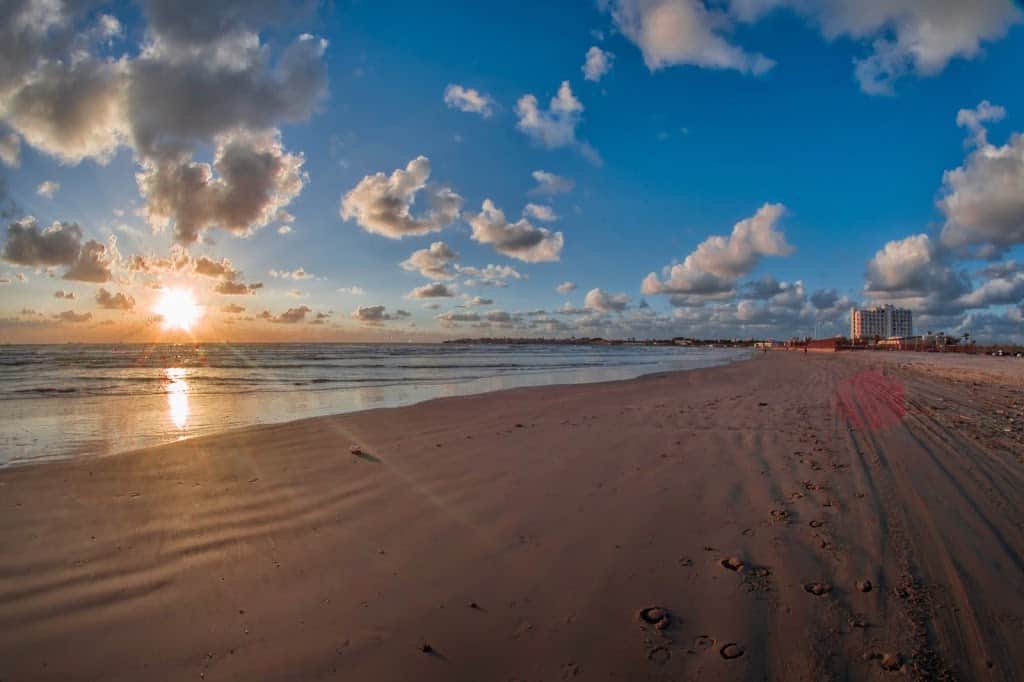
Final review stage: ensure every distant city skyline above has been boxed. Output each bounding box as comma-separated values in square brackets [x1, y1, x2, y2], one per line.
[2, 0, 1024, 343]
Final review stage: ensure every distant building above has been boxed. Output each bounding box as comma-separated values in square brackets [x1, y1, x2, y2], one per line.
[850, 305, 912, 340]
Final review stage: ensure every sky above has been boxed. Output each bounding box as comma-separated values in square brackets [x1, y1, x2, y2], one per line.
[2, 0, 1024, 343]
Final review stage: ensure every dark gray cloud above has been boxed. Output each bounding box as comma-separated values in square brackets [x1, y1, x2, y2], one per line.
[53, 309, 92, 323]
[95, 287, 135, 310]
[63, 239, 113, 282]
[137, 129, 305, 244]
[127, 34, 327, 160]
[261, 305, 311, 323]
[214, 279, 262, 295]
[810, 288, 839, 309]
[352, 304, 406, 324]
[2, 218, 83, 266]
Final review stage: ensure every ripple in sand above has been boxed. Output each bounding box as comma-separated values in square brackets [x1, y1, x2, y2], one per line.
[720, 643, 745, 659]
[804, 582, 832, 596]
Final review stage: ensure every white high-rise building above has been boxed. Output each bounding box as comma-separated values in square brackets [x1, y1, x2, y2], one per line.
[850, 305, 913, 340]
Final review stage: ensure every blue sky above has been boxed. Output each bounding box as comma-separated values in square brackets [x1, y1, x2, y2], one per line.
[2, 0, 1024, 341]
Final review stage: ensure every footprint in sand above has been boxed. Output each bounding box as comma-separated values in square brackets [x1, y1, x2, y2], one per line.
[809, 520, 824, 528]
[678, 557, 694, 567]
[721, 557, 744, 572]
[804, 582, 832, 596]
[720, 643, 745, 659]
[693, 634, 715, 651]
[770, 509, 790, 523]
[856, 580, 873, 593]
[638, 606, 672, 630]
[864, 652, 902, 672]
[648, 646, 671, 665]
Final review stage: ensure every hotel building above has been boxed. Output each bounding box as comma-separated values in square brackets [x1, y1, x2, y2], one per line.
[850, 305, 913, 340]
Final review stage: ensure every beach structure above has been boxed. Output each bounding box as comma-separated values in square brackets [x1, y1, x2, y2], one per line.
[850, 305, 912, 341]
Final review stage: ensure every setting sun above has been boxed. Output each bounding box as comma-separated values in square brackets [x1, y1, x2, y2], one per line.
[153, 288, 202, 332]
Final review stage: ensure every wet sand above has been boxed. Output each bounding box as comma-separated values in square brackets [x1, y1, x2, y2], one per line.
[1, 351, 1022, 681]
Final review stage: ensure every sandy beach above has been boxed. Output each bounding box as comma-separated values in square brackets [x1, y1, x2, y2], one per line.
[1, 351, 1022, 681]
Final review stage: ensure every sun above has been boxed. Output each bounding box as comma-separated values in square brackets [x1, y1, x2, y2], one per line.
[154, 288, 202, 332]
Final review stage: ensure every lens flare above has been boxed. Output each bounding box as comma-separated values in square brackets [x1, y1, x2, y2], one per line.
[154, 288, 202, 332]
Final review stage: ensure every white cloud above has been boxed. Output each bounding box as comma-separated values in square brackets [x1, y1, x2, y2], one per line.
[864, 233, 970, 312]
[337, 285, 365, 295]
[523, 203, 558, 222]
[408, 282, 456, 299]
[467, 296, 493, 306]
[456, 263, 524, 288]
[269, 266, 315, 280]
[443, 84, 494, 118]
[340, 156, 463, 238]
[956, 270, 1024, 308]
[467, 199, 564, 262]
[529, 170, 574, 196]
[36, 180, 60, 198]
[556, 281, 577, 294]
[607, 1, 1020, 95]
[955, 99, 1006, 145]
[401, 241, 459, 279]
[939, 103, 1024, 253]
[583, 46, 614, 82]
[608, 0, 775, 75]
[643, 203, 793, 302]
[277, 225, 293, 234]
[516, 81, 601, 164]
[585, 288, 631, 312]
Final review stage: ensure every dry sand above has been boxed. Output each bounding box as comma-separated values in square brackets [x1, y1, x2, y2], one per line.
[1, 351, 1022, 681]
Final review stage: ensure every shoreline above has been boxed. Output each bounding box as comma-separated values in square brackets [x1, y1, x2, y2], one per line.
[1, 352, 1021, 680]
[1, 347, 751, 468]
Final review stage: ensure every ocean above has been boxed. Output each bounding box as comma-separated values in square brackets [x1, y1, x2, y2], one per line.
[0, 343, 748, 466]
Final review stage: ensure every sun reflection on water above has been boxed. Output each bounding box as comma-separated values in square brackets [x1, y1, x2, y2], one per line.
[164, 367, 189, 431]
